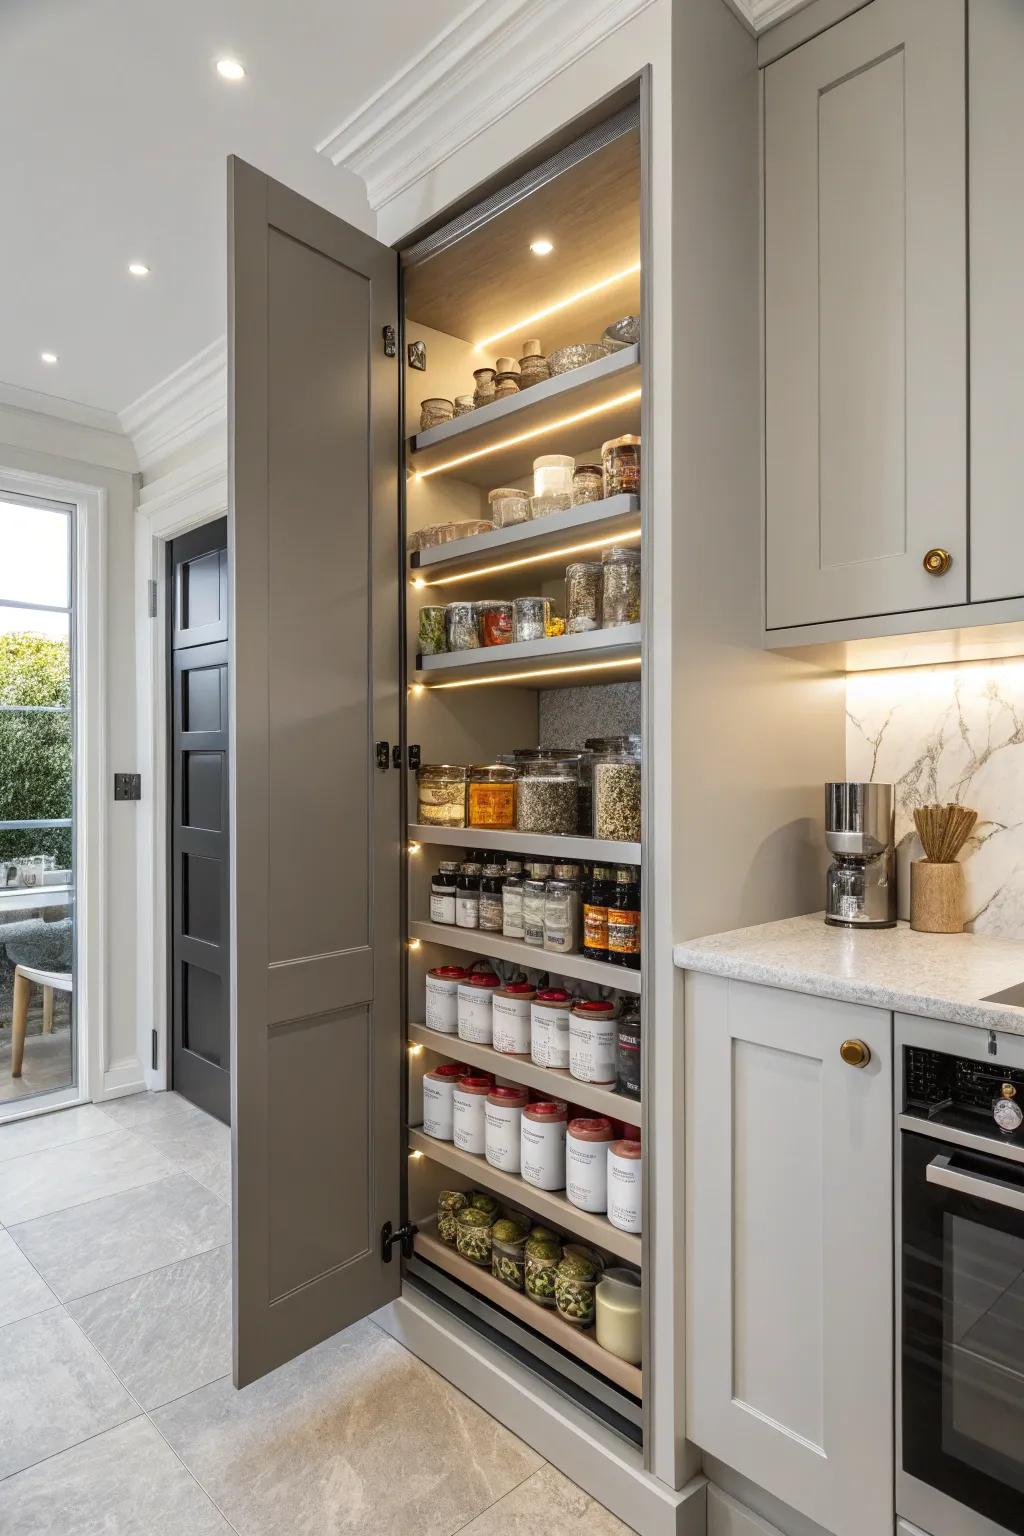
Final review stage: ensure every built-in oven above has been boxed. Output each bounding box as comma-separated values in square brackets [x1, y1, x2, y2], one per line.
[899, 1014, 1024, 1536]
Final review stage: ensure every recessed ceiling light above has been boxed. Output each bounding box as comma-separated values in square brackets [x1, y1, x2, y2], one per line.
[216, 57, 246, 81]
[40, 351, 58, 365]
[530, 239, 554, 256]
[128, 262, 150, 277]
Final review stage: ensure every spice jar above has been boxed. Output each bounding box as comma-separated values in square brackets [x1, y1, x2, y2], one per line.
[555, 1250, 601, 1329]
[543, 879, 580, 956]
[445, 601, 480, 651]
[417, 764, 467, 828]
[419, 397, 454, 431]
[512, 595, 550, 644]
[452, 1075, 493, 1155]
[418, 605, 447, 656]
[455, 863, 481, 930]
[456, 1205, 494, 1266]
[488, 487, 531, 528]
[479, 864, 505, 932]
[485, 1085, 529, 1172]
[533, 454, 574, 500]
[616, 1002, 641, 1099]
[566, 1116, 615, 1212]
[608, 1139, 642, 1232]
[502, 875, 525, 940]
[570, 999, 618, 1084]
[478, 599, 513, 646]
[524, 1233, 563, 1307]
[607, 865, 641, 969]
[571, 464, 604, 506]
[530, 492, 570, 519]
[457, 971, 500, 1045]
[437, 1189, 468, 1246]
[491, 982, 536, 1055]
[594, 747, 641, 842]
[468, 765, 517, 829]
[531, 988, 573, 1068]
[422, 1061, 467, 1140]
[429, 861, 459, 925]
[453, 394, 475, 417]
[521, 878, 546, 948]
[491, 1216, 530, 1291]
[601, 434, 641, 498]
[596, 1268, 642, 1363]
[601, 546, 641, 629]
[516, 758, 579, 835]
[581, 863, 612, 962]
[473, 368, 496, 407]
[565, 561, 603, 633]
[424, 964, 468, 1034]
[521, 1100, 568, 1191]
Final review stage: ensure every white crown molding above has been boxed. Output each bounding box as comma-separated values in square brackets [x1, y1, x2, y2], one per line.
[119, 335, 226, 474]
[317, 0, 659, 211]
[733, 0, 815, 28]
[0, 380, 124, 436]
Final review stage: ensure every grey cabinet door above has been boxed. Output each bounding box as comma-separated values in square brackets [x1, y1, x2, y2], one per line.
[764, 0, 967, 630]
[969, 0, 1024, 604]
[228, 157, 402, 1387]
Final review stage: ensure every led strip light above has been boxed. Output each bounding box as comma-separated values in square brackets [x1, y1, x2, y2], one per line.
[411, 526, 641, 588]
[473, 262, 642, 351]
[414, 388, 641, 480]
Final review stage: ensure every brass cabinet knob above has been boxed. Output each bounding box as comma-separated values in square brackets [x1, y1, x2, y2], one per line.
[840, 1039, 871, 1068]
[923, 547, 952, 575]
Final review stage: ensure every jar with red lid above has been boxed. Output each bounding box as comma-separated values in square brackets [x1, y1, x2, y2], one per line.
[520, 1099, 568, 1191]
[477, 599, 513, 646]
[485, 1086, 529, 1172]
[530, 988, 573, 1069]
[424, 965, 468, 1035]
[607, 1138, 642, 1232]
[452, 1075, 493, 1156]
[422, 1061, 468, 1141]
[566, 1116, 615, 1211]
[569, 998, 618, 1084]
[457, 970, 500, 1045]
[491, 982, 536, 1056]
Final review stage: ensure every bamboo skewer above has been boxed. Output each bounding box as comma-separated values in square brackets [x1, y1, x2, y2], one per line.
[913, 803, 977, 864]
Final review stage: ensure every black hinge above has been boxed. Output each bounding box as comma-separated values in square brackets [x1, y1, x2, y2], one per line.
[151, 1029, 158, 1071]
[375, 740, 390, 770]
[392, 743, 402, 769]
[382, 325, 396, 357]
[381, 1220, 417, 1262]
[408, 743, 421, 771]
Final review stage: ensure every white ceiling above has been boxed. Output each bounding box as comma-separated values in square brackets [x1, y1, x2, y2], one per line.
[0, 0, 467, 417]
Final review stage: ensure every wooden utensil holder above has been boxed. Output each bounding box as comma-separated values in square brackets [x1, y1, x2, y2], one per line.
[910, 860, 964, 934]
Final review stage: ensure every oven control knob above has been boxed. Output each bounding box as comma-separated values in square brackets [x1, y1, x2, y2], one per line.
[993, 1083, 1023, 1133]
[840, 1039, 871, 1068]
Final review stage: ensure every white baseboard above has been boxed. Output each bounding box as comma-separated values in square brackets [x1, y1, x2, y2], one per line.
[377, 1287, 707, 1536]
[708, 1486, 786, 1536]
[99, 1056, 145, 1100]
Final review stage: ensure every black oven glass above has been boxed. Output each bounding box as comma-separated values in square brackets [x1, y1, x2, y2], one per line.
[903, 1130, 1024, 1533]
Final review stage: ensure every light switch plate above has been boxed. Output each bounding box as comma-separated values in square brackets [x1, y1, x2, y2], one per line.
[114, 772, 141, 801]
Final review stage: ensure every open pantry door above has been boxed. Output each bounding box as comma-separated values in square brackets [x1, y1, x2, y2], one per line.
[228, 157, 403, 1387]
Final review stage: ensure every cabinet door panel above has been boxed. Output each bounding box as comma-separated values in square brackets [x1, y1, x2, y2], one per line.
[765, 0, 966, 628]
[685, 975, 893, 1536]
[969, 0, 1024, 603]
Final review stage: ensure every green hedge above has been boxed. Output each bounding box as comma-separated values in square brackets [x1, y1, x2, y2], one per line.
[0, 633, 72, 869]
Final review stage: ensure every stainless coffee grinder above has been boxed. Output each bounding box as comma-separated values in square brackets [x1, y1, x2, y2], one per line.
[824, 782, 896, 928]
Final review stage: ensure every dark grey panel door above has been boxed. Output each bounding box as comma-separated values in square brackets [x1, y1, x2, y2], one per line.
[170, 519, 230, 1125]
[228, 157, 402, 1387]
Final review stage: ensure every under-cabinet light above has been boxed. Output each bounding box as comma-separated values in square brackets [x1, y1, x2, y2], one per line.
[414, 527, 640, 587]
[407, 938, 422, 951]
[473, 262, 641, 351]
[414, 389, 641, 480]
[411, 577, 427, 589]
[422, 656, 640, 690]
[408, 1042, 424, 1056]
[409, 683, 426, 697]
[407, 842, 421, 855]
[409, 1149, 424, 1160]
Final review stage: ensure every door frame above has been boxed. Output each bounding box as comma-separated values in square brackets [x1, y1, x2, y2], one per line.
[134, 441, 227, 1090]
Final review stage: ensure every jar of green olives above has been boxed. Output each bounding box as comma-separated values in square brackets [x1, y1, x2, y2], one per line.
[456, 1206, 494, 1266]
[437, 1189, 467, 1246]
[524, 1231, 563, 1307]
[491, 1215, 530, 1291]
[554, 1249, 601, 1328]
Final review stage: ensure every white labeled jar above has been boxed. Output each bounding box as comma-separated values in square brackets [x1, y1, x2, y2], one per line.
[452, 1076, 492, 1156]
[502, 876, 524, 939]
[491, 983, 536, 1056]
[457, 971, 500, 1045]
[569, 999, 618, 1084]
[520, 1100, 568, 1191]
[522, 878, 546, 947]
[421, 1061, 466, 1141]
[566, 1116, 615, 1212]
[429, 861, 459, 925]
[485, 1086, 529, 1172]
[424, 965, 468, 1035]
[607, 1138, 642, 1232]
[531, 989, 573, 1069]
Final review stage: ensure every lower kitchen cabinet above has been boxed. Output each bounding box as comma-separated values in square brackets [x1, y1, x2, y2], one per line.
[684, 973, 893, 1536]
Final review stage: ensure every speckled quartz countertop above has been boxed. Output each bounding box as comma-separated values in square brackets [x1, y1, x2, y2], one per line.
[673, 914, 1024, 1034]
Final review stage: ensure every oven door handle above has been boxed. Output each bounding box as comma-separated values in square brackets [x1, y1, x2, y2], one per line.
[926, 1153, 1024, 1213]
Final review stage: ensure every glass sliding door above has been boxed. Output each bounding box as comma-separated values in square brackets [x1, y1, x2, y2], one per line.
[0, 493, 75, 1109]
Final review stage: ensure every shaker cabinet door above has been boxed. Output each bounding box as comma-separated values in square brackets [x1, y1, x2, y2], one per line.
[764, 0, 967, 629]
[229, 158, 402, 1387]
[685, 974, 893, 1536]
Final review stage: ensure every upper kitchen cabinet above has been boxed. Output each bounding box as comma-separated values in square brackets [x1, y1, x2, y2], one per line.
[764, 0, 966, 631]
[969, 0, 1024, 604]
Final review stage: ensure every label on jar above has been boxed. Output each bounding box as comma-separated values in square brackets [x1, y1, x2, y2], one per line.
[543, 924, 575, 955]
[566, 1133, 610, 1212]
[485, 1103, 522, 1171]
[569, 1014, 616, 1084]
[607, 907, 640, 956]
[520, 1118, 566, 1191]
[583, 902, 608, 951]
[607, 1150, 642, 1232]
[616, 1028, 641, 1097]
[452, 1090, 486, 1156]
[424, 974, 460, 1034]
[430, 889, 456, 924]
[456, 894, 480, 929]
[457, 987, 494, 1045]
[531, 1005, 570, 1069]
[503, 889, 524, 940]
[422, 1075, 455, 1140]
[523, 904, 545, 947]
[492, 995, 532, 1055]
[469, 784, 515, 828]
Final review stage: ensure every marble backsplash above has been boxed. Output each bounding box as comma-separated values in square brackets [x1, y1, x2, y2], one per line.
[846, 659, 1024, 935]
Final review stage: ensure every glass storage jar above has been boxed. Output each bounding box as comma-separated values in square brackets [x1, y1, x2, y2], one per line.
[455, 1206, 494, 1266]
[515, 757, 580, 835]
[615, 1002, 641, 1099]
[543, 879, 579, 955]
[478, 864, 505, 932]
[437, 1189, 468, 1246]
[555, 1250, 601, 1329]
[518, 354, 549, 389]
[477, 600, 513, 647]
[593, 747, 641, 842]
[417, 605, 447, 656]
[467, 765, 517, 830]
[502, 876, 524, 939]
[601, 546, 641, 629]
[565, 561, 603, 633]
[416, 765, 467, 828]
[488, 487, 531, 528]
[571, 464, 604, 506]
[512, 595, 549, 643]
[529, 492, 570, 519]
[601, 434, 641, 498]
[596, 1268, 642, 1364]
[445, 601, 480, 651]
[491, 1216, 530, 1291]
[429, 861, 459, 926]
[522, 878, 546, 948]
[472, 368, 496, 407]
[533, 454, 575, 500]
[419, 397, 454, 431]
[453, 394, 475, 416]
[524, 1234, 563, 1307]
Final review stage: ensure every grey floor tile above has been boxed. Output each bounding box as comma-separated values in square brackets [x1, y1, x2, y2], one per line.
[0, 1128, 173, 1226]
[153, 1317, 541, 1536]
[0, 1416, 233, 1534]
[0, 1309, 139, 1479]
[10, 1171, 229, 1302]
[132, 1109, 229, 1174]
[0, 1230, 57, 1327]
[96, 1090, 204, 1135]
[0, 1104, 114, 1165]
[179, 1145, 231, 1204]
[68, 1245, 231, 1410]
[455, 1464, 637, 1534]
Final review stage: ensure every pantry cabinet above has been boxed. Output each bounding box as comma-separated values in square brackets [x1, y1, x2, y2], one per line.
[684, 973, 893, 1536]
